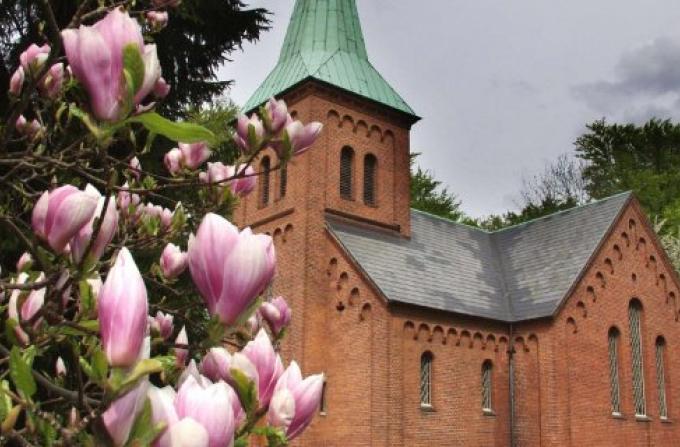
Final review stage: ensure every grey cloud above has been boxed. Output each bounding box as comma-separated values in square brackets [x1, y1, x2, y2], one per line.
[573, 37, 680, 120]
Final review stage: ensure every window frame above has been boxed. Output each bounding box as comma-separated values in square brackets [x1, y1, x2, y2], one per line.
[259, 156, 271, 207]
[363, 153, 378, 206]
[656, 337, 668, 420]
[340, 146, 355, 200]
[420, 351, 433, 410]
[482, 360, 494, 414]
[628, 299, 647, 417]
[608, 327, 622, 416]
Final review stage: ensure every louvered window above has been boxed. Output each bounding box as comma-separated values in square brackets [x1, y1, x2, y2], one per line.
[260, 156, 271, 206]
[279, 165, 288, 198]
[482, 360, 493, 411]
[628, 300, 646, 416]
[608, 328, 621, 414]
[420, 352, 433, 407]
[363, 154, 377, 205]
[320, 380, 328, 414]
[340, 146, 354, 200]
[656, 337, 668, 419]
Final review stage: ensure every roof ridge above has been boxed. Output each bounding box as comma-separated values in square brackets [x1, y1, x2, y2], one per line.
[410, 208, 493, 233]
[489, 191, 633, 233]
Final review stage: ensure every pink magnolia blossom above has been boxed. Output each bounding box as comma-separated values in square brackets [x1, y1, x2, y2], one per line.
[146, 11, 169, 30]
[98, 248, 148, 367]
[8, 272, 46, 345]
[102, 381, 149, 446]
[240, 329, 284, 408]
[147, 385, 179, 447]
[32, 185, 99, 253]
[40, 63, 65, 99]
[264, 97, 289, 134]
[234, 114, 265, 152]
[61, 8, 161, 121]
[129, 156, 142, 180]
[268, 361, 324, 440]
[148, 311, 174, 340]
[55, 357, 66, 376]
[164, 148, 183, 175]
[16, 252, 33, 272]
[199, 347, 232, 383]
[153, 77, 171, 98]
[9, 67, 24, 96]
[15, 115, 43, 139]
[175, 325, 188, 368]
[70, 184, 119, 265]
[179, 142, 211, 170]
[160, 243, 188, 279]
[259, 296, 292, 337]
[175, 375, 236, 447]
[187, 213, 276, 325]
[19, 43, 50, 73]
[117, 182, 140, 217]
[283, 120, 323, 156]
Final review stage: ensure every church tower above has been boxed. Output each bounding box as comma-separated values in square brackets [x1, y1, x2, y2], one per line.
[234, 1, 418, 443]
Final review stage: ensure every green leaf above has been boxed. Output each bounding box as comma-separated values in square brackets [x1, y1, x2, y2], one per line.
[122, 44, 145, 95]
[119, 359, 163, 391]
[0, 381, 12, 422]
[78, 280, 95, 315]
[69, 104, 102, 138]
[9, 346, 36, 398]
[229, 368, 258, 417]
[128, 112, 216, 145]
[125, 399, 166, 447]
[92, 348, 108, 382]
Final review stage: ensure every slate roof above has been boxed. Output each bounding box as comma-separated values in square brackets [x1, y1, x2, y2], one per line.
[243, 0, 417, 118]
[327, 192, 632, 322]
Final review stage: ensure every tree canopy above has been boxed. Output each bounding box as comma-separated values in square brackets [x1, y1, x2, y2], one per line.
[409, 153, 464, 221]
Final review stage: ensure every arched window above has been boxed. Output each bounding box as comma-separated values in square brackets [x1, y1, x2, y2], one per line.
[320, 380, 328, 415]
[259, 156, 271, 207]
[656, 337, 668, 419]
[340, 146, 354, 200]
[628, 300, 646, 416]
[420, 351, 433, 407]
[482, 360, 493, 412]
[279, 165, 288, 198]
[608, 327, 622, 414]
[363, 154, 377, 205]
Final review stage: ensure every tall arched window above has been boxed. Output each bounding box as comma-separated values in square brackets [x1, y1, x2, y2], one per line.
[279, 165, 288, 198]
[420, 352, 433, 407]
[320, 380, 328, 415]
[259, 156, 271, 207]
[656, 337, 668, 419]
[628, 300, 646, 416]
[363, 153, 377, 205]
[482, 360, 493, 412]
[608, 327, 622, 415]
[340, 146, 354, 200]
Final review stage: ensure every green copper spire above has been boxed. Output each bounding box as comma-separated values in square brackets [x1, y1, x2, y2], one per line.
[243, 0, 417, 117]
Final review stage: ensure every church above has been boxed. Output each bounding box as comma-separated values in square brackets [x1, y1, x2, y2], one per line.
[234, 1, 680, 445]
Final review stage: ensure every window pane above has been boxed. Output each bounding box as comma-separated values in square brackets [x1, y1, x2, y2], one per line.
[656, 340, 668, 418]
[608, 329, 621, 414]
[340, 147, 353, 199]
[260, 157, 271, 206]
[628, 302, 646, 416]
[482, 361, 492, 410]
[363, 154, 376, 205]
[279, 165, 288, 198]
[420, 353, 432, 406]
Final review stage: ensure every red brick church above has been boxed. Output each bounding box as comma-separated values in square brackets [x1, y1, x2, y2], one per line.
[234, 1, 680, 445]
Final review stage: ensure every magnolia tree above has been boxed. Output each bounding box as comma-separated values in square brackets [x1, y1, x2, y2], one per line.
[0, 2, 323, 446]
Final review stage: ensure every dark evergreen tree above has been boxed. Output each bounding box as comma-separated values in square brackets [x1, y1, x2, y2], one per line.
[409, 153, 464, 221]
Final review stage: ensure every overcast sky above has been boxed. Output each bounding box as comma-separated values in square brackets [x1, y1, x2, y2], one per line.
[220, 0, 680, 217]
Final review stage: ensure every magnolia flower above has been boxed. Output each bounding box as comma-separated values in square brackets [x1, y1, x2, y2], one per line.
[175, 375, 236, 447]
[129, 157, 142, 180]
[19, 43, 50, 73]
[102, 381, 149, 446]
[98, 248, 148, 367]
[264, 97, 288, 134]
[259, 296, 292, 337]
[146, 11, 169, 30]
[199, 347, 231, 383]
[179, 142, 211, 170]
[8, 272, 46, 345]
[61, 8, 161, 121]
[55, 357, 66, 376]
[153, 77, 171, 98]
[268, 361, 324, 440]
[160, 243, 188, 279]
[32, 185, 99, 254]
[147, 385, 179, 447]
[70, 184, 119, 265]
[117, 182, 141, 216]
[9, 67, 24, 96]
[282, 120, 323, 156]
[15, 115, 43, 139]
[16, 252, 33, 272]
[231, 165, 256, 197]
[175, 325, 188, 368]
[240, 329, 284, 408]
[40, 63, 65, 99]
[149, 311, 174, 340]
[235, 114, 265, 152]
[164, 148, 183, 175]
[188, 213, 276, 324]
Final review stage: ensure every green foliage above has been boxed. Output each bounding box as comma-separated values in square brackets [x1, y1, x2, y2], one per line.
[128, 112, 217, 145]
[9, 346, 36, 398]
[185, 102, 240, 164]
[576, 118, 680, 233]
[126, 399, 166, 447]
[409, 153, 463, 221]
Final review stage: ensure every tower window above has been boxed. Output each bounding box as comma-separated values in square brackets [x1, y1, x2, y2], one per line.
[628, 300, 646, 416]
[340, 146, 354, 200]
[260, 156, 271, 207]
[363, 153, 377, 205]
[482, 360, 493, 412]
[608, 327, 621, 415]
[279, 165, 288, 198]
[320, 380, 328, 415]
[420, 351, 433, 408]
[656, 337, 668, 419]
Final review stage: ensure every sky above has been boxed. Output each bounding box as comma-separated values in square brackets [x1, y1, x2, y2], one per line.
[220, 0, 680, 217]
